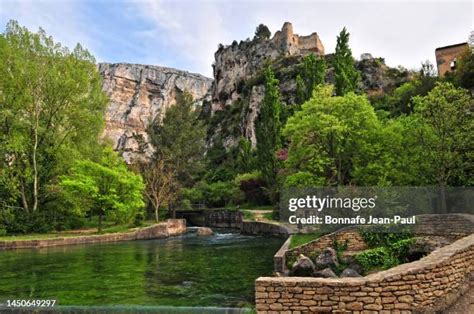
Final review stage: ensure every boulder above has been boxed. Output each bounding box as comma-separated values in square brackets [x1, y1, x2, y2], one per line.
[340, 268, 362, 278]
[315, 247, 339, 270]
[196, 227, 213, 236]
[291, 254, 316, 276]
[313, 267, 338, 278]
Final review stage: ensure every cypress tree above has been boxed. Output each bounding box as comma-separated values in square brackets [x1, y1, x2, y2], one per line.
[256, 66, 281, 187]
[334, 27, 360, 96]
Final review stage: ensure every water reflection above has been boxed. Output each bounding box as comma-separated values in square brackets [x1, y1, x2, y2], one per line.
[0, 231, 283, 309]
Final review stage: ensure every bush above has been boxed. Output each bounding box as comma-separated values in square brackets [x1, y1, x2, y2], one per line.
[207, 181, 240, 207]
[360, 227, 413, 248]
[354, 237, 415, 273]
[235, 171, 269, 206]
[355, 247, 390, 273]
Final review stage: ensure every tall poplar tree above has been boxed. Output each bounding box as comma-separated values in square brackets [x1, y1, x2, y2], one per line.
[334, 27, 360, 96]
[255, 66, 281, 188]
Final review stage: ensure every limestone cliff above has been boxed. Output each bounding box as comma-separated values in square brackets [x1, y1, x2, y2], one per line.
[208, 22, 325, 147]
[98, 63, 212, 162]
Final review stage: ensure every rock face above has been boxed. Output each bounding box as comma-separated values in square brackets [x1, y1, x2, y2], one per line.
[209, 22, 324, 147]
[212, 22, 324, 111]
[98, 63, 212, 162]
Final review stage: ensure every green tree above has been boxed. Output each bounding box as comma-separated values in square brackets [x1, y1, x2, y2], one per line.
[412, 82, 473, 212]
[0, 21, 107, 218]
[146, 91, 206, 217]
[148, 91, 206, 186]
[454, 46, 474, 90]
[334, 27, 360, 96]
[60, 147, 145, 232]
[236, 137, 256, 173]
[255, 66, 282, 188]
[296, 53, 326, 103]
[283, 85, 380, 186]
[254, 24, 271, 40]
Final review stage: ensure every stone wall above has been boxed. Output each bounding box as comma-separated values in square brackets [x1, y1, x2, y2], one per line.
[280, 214, 474, 273]
[435, 43, 469, 76]
[256, 234, 474, 313]
[414, 214, 474, 238]
[0, 219, 186, 250]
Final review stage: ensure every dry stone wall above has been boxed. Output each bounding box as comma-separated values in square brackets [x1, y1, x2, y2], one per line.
[0, 219, 186, 250]
[256, 233, 474, 313]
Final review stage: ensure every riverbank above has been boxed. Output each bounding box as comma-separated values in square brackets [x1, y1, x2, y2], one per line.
[0, 219, 186, 250]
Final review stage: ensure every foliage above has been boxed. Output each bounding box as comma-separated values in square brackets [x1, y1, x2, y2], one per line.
[148, 91, 206, 186]
[283, 85, 381, 186]
[234, 171, 269, 206]
[355, 237, 415, 273]
[452, 46, 474, 90]
[412, 82, 473, 188]
[254, 24, 271, 40]
[334, 27, 360, 95]
[0, 20, 107, 232]
[360, 228, 413, 248]
[59, 147, 145, 231]
[236, 137, 256, 173]
[205, 138, 239, 182]
[387, 74, 437, 116]
[295, 54, 326, 103]
[207, 181, 240, 207]
[181, 180, 241, 208]
[255, 66, 282, 189]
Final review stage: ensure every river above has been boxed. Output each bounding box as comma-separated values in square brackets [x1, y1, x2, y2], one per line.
[0, 229, 284, 313]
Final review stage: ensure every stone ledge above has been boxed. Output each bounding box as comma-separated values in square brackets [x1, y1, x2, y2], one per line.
[0, 219, 187, 250]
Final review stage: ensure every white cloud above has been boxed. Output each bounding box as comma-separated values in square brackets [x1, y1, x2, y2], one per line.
[131, 0, 234, 76]
[0, 0, 102, 59]
[131, 0, 472, 75]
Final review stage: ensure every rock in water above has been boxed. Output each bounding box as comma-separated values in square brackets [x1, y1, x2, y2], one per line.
[315, 247, 339, 270]
[340, 268, 362, 278]
[313, 268, 338, 278]
[196, 227, 213, 236]
[98, 63, 212, 163]
[291, 254, 316, 276]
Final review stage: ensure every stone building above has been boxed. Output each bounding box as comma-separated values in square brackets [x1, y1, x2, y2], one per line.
[435, 42, 469, 76]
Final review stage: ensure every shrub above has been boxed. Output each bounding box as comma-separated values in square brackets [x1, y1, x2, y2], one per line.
[235, 171, 269, 206]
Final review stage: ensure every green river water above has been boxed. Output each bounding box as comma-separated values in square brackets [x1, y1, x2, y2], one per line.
[0, 229, 283, 313]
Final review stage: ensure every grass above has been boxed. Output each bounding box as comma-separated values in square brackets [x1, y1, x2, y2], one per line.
[0, 219, 157, 242]
[289, 233, 320, 249]
[242, 210, 256, 221]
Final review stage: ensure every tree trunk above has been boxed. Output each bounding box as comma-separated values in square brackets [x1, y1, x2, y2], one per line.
[20, 180, 29, 210]
[32, 107, 39, 212]
[438, 184, 448, 214]
[154, 201, 160, 222]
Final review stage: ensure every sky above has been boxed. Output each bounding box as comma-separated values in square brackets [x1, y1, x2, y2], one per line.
[0, 0, 472, 77]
